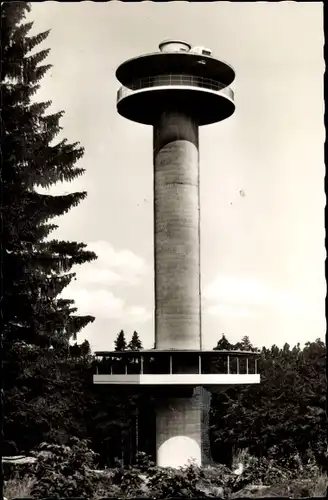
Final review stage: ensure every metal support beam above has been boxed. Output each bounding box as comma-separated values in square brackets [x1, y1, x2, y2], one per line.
[227, 355, 230, 374]
[169, 355, 173, 374]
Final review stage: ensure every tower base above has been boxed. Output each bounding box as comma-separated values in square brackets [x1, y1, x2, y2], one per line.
[155, 387, 211, 468]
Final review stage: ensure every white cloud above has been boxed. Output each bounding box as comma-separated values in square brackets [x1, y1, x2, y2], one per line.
[204, 275, 275, 306]
[64, 287, 152, 324]
[75, 267, 123, 286]
[203, 275, 306, 318]
[60, 240, 151, 324]
[66, 240, 148, 288]
[126, 306, 152, 324]
[69, 288, 124, 319]
[80, 240, 148, 286]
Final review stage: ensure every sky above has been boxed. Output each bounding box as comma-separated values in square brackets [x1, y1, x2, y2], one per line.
[29, 2, 325, 352]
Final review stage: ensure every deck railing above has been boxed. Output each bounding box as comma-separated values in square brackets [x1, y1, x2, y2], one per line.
[94, 352, 259, 377]
[117, 74, 234, 102]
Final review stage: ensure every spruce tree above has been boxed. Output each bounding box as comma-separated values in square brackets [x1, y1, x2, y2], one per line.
[2, 2, 97, 350]
[127, 331, 143, 351]
[235, 335, 257, 352]
[214, 334, 233, 351]
[114, 330, 127, 351]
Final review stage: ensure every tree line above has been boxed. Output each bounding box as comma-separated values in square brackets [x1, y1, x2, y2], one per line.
[2, 1, 327, 472]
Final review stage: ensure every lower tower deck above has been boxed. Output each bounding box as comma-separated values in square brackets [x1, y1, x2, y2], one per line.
[94, 349, 260, 467]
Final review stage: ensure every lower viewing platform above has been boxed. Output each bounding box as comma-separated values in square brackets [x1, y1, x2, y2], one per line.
[93, 349, 260, 389]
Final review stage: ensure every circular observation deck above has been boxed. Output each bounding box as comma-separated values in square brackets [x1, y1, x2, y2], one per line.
[93, 349, 260, 394]
[116, 74, 235, 126]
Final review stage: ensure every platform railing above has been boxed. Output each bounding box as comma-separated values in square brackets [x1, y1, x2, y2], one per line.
[95, 352, 259, 377]
[117, 74, 234, 102]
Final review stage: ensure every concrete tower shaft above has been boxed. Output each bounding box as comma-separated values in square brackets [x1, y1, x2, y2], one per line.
[153, 109, 202, 466]
[154, 111, 201, 350]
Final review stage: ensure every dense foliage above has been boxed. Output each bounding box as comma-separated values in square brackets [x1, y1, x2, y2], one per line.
[4, 440, 327, 499]
[210, 338, 327, 468]
[2, 1, 96, 350]
[2, 0, 96, 452]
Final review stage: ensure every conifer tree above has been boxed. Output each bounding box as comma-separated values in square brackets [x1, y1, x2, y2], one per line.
[235, 335, 257, 352]
[2, 2, 97, 350]
[127, 331, 143, 351]
[114, 330, 127, 351]
[214, 334, 233, 351]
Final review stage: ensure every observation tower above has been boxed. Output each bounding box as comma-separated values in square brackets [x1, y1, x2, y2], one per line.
[94, 40, 260, 468]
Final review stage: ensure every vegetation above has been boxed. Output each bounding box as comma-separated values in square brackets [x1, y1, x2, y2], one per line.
[210, 338, 327, 468]
[4, 440, 328, 499]
[2, 0, 96, 456]
[2, 1, 96, 350]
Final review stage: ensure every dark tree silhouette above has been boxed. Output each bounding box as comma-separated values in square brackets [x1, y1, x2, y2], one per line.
[128, 331, 143, 351]
[2, 1, 97, 453]
[2, 2, 97, 350]
[114, 330, 127, 351]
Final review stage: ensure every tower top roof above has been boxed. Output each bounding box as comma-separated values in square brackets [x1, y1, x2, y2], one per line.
[158, 39, 192, 52]
[116, 49, 234, 87]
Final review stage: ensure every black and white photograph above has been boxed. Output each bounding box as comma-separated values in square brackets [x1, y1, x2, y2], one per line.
[2, 1, 326, 499]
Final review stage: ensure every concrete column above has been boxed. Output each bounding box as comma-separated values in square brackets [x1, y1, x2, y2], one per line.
[156, 395, 202, 468]
[153, 111, 201, 350]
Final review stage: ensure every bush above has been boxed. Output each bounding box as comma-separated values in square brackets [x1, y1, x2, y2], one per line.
[4, 443, 327, 499]
[30, 437, 101, 498]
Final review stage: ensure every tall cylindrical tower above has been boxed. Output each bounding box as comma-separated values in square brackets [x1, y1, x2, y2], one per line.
[153, 110, 200, 351]
[112, 39, 241, 468]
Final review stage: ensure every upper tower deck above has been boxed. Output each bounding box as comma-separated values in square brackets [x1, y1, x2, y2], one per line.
[116, 39, 235, 86]
[116, 40, 235, 126]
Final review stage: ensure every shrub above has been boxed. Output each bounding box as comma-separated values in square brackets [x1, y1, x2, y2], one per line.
[110, 467, 145, 497]
[30, 437, 101, 498]
[4, 444, 327, 499]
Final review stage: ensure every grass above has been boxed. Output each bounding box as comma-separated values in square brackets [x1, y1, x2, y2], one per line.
[309, 472, 328, 497]
[4, 475, 36, 500]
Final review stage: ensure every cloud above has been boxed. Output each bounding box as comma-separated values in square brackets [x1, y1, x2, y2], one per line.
[61, 240, 151, 324]
[125, 306, 152, 324]
[69, 288, 124, 319]
[65, 289, 152, 326]
[203, 275, 304, 318]
[204, 275, 274, 306]
[71, 240, 148, 287]
[66, 288, 152, 324]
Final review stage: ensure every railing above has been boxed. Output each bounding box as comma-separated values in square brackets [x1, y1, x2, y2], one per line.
[95, 352, 259, 377]
[117, 74, 234, 102]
